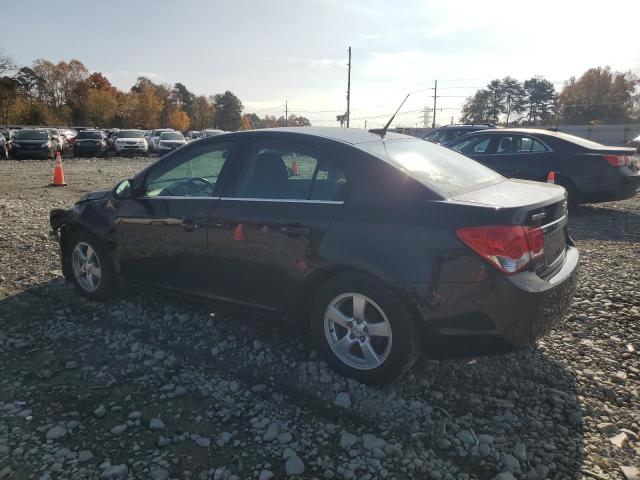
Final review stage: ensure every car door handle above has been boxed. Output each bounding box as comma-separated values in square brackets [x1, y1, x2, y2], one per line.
[182, 219, 199, 232]
[281, 224, 311, 236]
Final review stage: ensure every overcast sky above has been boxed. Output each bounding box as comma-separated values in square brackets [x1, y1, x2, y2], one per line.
[2, 0, 638, 128]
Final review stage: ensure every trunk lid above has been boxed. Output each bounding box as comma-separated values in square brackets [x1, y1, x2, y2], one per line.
[450, 178, 569, 278]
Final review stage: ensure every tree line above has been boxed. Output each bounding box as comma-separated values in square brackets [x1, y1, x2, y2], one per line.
[0, 54, 311, 130]
[460, 67, 640, 126]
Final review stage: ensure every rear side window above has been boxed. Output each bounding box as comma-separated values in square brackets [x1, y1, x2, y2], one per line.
[381, 139, 502, 197]
[234, 141, 349, 201]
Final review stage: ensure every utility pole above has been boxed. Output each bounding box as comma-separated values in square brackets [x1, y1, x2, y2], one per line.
[432, 80, 437, 128]
[285, 100, 288, 127]
[346, 47, 351, 128]
[364, 120, 367, 129]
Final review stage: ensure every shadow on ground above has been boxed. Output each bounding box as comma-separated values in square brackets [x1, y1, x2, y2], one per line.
[0, 280, 586, 478]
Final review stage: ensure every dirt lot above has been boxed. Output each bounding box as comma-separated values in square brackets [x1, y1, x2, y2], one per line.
[0, 157, 639, 480]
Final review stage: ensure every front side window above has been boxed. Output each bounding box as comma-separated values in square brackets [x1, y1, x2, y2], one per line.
[160, 132, 184, 141]
[144, 142, 233, 197]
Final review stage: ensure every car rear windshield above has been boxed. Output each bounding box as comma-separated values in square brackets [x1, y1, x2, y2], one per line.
[551, 131, 605, 149]
[118, 130, 144, 138]
[77, 131, 102, 139]
[380, 139, 503, 197]
[160, 132, 183, 140]
[15, 130, 48, 140]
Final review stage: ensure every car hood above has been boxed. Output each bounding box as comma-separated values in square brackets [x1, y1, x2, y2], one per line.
[78, 189, 110, 203]
[15, 139, 48, 144]
[449, 178, 566, 208]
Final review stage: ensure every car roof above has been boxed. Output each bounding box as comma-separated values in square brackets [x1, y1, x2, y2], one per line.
[223, 127, 409, 146]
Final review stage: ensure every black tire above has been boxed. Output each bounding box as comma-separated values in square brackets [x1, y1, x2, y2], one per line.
[311, 271, 419, 384]
[556, 178, 578, 209]
[66, 230, 118, 300]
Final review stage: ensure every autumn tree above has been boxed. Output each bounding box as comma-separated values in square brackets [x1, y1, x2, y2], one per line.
[86, 89, 117, 126]
[133, 87, 163, 128]
[557, 66, 638, 124]
[213, 91, 243, 131]
[190, 95, 215, 130]
[169, 109, 190, 131]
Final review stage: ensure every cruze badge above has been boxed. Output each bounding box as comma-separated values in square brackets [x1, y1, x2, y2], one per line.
[531, 212, 546, 222]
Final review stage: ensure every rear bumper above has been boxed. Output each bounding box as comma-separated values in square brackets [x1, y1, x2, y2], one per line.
[580, 172, 639, 203]
[408, 245, 580, 348]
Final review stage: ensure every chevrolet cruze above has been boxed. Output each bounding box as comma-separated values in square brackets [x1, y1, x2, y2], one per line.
[50, 128, 579, 384]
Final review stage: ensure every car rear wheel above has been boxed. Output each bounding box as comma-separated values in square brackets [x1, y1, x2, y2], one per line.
[68, 230, 118, 300]
[311, 272, 419, 384]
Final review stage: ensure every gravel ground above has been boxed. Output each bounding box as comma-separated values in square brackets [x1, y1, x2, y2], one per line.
[0, 157, 638, 480]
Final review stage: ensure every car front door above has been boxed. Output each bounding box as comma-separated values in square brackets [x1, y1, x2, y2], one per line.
[206, 137, 351, 314]
[114, 140, 236, 294]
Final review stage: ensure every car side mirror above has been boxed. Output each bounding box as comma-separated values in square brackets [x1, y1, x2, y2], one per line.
[114, 179, 135, 199]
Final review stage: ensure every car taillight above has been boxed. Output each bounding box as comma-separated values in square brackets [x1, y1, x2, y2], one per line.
[603, 154, 631, 167]
[456, 225, 545, 274]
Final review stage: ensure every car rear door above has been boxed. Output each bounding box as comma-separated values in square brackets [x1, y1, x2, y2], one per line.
[206, 137, 351, 314]
[114, 140, 237, 294]
[478, 134, 553, 180]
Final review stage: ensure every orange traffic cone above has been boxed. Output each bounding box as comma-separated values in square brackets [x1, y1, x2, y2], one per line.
[291, 160, 298, 176]
[546, 171, 555, 184]
[232, 223, 247, 242]
[51, 151, 67, 186]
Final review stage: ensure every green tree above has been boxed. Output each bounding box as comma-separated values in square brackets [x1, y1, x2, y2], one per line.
[460, 89, 491, 124]
[523, 77, 556, 125]
[190, 95, 215, 130]
[213, 90, 243, 131]
[501, 76, 526, 126]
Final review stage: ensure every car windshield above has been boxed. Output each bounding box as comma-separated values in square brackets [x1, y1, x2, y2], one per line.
[15, 130, 48, 140]
[154, 130, 171, 136]
[118, 130, 144, 138]
[77, 131, 102, 139]
[160, 132, 183, 140]
[380, 139, 502, 197]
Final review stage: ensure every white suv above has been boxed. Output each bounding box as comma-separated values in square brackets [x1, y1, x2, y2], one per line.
[114, 130, 149, 156]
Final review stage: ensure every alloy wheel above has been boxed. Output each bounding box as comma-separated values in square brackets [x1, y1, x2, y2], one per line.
[324, 292, 393, 370]
[71, 242, 102, 292]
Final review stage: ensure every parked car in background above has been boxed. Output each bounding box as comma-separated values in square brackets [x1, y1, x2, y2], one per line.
[114, 129, 149, 156]
[1, 128, 14, 157]
[199, 129, 225, 139]
[106, 129, 120, 153]
[627, 134, 640, 152]
[11, 128, 56, 159]
[149, 128, 174, 152]
[186, 131, 201, 141]
[60, 129, 77, 149]
[423, 124, 496, 144]
[0, 133, 8, 159]
[158, 131, 187, 154]
[73, 130, 108, 157]
[446, 128, 639, 206]
[47, 128, 64, 152]
[50, 127, 579, 383]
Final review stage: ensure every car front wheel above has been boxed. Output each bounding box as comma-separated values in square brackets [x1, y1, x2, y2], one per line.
[312, 272, 419, 384]
[68, 230, 118, 300]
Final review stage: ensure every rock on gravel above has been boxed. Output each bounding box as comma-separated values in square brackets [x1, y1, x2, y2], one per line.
[285, 455, 305, 475]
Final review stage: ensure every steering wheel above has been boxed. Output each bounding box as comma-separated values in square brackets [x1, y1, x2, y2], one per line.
[184, 177, 215, 196]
